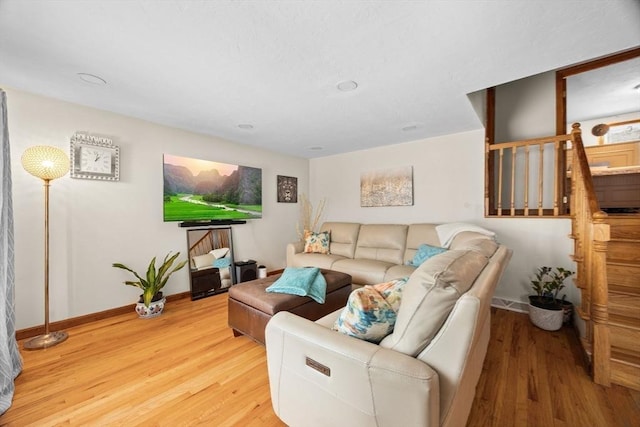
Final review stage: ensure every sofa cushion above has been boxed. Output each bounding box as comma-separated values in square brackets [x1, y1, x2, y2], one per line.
[331, 258, 396, 286]
[288, 252, 347, 270]
[303, 230, 331, 254]
[379, 249, 489, 356]
[333, 278, 408, 343]
[404, 223, 441, 264]
[320, 222, 361, 258]
[383, 264, 416, 282]
[192, 253, 215, 269]
[354, 224, 408, 265]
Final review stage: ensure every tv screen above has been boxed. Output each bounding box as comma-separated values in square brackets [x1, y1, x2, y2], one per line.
[163, 154, 262, 222]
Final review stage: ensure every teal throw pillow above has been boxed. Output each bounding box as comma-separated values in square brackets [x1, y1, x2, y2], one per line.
[266, 267, 320, 298]
[409, 244, 447, 267]
[213, 258, 231, 269]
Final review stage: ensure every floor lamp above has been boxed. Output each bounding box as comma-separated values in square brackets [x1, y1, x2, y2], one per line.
[21, 145, 70, 350]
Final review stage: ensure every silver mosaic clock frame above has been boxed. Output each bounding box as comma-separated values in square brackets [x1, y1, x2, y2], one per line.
[70, 133, 120, 181]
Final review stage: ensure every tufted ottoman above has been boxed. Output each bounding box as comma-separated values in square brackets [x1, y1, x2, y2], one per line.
[228, 269, 352, 345]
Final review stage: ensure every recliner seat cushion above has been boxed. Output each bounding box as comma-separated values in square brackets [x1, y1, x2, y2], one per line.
[379, 249, 489, 356]
[288, 253, 347, 270]
[331, 258, 396, 285]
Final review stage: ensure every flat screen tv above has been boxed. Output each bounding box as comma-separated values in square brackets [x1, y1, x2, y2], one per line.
[163, 154, 262, 222]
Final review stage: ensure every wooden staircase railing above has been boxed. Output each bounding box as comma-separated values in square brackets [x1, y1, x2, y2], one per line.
[188, 229, 232, 261]
[485, 131, 571, 217]
[568, 123, 612, 386]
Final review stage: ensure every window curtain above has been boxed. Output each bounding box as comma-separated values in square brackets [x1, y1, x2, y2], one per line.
[0, 89, 22, 414]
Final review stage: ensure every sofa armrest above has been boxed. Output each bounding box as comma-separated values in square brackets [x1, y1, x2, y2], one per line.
[265, 311, 440, 427]
[285, 241, 304, 266]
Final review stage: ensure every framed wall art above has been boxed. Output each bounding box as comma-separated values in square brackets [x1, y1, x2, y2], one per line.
[360, 166, 413, 207]
[70, 132, 120, 181]
[277, 175, 297, 203]
[605, 119, 640, 144]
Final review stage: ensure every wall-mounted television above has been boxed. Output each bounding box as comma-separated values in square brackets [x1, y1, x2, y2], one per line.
[163, 154, 262, 222]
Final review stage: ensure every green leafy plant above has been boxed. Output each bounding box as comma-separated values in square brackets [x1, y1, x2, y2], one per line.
[530, 266, 574, 307]
[113, 252, 188, 307]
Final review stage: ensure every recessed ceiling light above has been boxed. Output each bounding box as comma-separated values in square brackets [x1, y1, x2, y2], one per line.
[402, 125, 418, 132]
[77, 73, 107, 85]
[238, 124, 254, 130]
[309, 146, 323, 151]
[336, 80, 358, 92]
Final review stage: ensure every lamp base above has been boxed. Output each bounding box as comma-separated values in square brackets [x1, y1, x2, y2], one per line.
[24, 331, 68, 350]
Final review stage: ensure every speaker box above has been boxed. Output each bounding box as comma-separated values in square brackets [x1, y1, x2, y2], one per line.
[235, 260, 257, 283]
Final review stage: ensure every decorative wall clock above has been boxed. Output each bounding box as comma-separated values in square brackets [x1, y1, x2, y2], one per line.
[70, 133, 120, 181]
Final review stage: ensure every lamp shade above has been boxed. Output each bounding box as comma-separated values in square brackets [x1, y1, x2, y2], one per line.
[21, 145, 70, 180]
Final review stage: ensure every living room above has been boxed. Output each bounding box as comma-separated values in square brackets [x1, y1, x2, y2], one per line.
[1, 1, 639, 425]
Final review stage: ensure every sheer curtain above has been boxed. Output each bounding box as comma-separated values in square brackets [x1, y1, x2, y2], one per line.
[0, 89, 22, 413]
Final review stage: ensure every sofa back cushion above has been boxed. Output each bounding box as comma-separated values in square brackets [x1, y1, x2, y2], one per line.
[379, 249, 489, 356]
[320, 222, 361, 259]
[404, 223, 441, 264]
[354, 224, 408, 265]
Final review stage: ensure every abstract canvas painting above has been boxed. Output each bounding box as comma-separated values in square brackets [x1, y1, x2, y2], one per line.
[360, 166, 413, 207]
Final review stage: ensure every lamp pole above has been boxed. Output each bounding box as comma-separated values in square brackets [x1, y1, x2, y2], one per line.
[22, 145, 69, 350]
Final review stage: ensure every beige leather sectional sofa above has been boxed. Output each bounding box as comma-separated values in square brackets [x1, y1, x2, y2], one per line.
[268, 221, 512, 426]
[286, 221, 496, 286]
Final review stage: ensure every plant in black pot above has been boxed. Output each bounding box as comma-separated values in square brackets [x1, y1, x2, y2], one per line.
[528, 266, 574, 331]
[113, 252, 188, 319]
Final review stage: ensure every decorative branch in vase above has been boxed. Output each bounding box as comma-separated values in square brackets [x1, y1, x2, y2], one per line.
[296, 193, 326, 240]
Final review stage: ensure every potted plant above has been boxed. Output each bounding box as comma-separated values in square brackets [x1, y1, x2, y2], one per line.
[113, 252, 188, 318]
[528, 266, 574, 331]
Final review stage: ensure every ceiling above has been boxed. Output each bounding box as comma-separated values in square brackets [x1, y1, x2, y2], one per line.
[567, 56, 640, 123]
[1, 1, 639, 158]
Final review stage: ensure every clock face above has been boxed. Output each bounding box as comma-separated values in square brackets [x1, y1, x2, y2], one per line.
[79, 146, 112, 174]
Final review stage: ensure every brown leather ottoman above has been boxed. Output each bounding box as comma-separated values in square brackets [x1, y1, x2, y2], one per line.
[228, 269, 352, 345]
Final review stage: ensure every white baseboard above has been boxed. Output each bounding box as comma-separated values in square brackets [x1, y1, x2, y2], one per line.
[491, 297, 528, 313]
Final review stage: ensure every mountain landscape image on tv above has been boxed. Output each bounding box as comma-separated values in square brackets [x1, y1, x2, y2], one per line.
[163, 154, 262, 222]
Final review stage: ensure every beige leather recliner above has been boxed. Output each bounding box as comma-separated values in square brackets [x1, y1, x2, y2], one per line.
[266, 235, 512, 427]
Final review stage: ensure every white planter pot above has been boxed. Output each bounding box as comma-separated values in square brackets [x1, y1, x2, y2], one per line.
[528, 302, 564, 331]
[135, 297, 166, 319]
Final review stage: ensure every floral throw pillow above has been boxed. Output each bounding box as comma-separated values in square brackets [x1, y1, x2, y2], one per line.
[303, 230, 331, 254]
[333, 278, 408, 343]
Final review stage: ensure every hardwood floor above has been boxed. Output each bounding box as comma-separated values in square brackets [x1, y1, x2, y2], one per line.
[2, 295, 639, 426]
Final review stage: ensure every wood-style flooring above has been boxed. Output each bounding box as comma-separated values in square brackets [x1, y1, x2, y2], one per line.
[2, 294, 639, 426]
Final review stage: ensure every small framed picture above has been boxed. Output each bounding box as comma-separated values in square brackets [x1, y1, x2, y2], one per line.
[277, 175, 297, 203]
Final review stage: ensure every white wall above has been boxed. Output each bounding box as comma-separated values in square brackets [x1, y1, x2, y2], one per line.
[309, 129, 574, 305]
[6, 88, 308, 329]
[495, 71, 556, 141]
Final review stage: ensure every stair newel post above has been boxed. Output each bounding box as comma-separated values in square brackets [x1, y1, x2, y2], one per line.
[591, 210, 611, 386]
